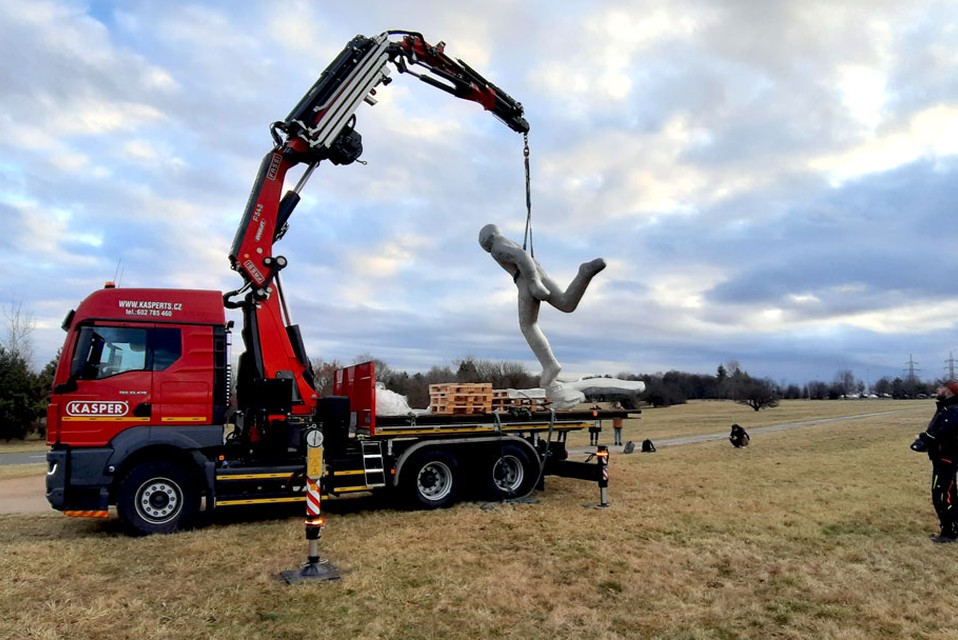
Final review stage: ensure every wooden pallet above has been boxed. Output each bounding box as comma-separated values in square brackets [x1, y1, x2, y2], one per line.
[429, 383, 493, 415]
[491, 388, 549, 412]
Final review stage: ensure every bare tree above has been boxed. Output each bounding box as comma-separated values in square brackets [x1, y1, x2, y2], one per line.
[733, 377, 781, 411]
[833, 368, 858, 398]
[3, 301, 36, 366]
[309, 356, 344, 397]
[0, 303, 39, 440]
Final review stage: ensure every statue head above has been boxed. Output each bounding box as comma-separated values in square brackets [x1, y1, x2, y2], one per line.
[478, 224, 500, 252]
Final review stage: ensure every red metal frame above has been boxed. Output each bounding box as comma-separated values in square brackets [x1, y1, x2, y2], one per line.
[333, 361, 377, 437]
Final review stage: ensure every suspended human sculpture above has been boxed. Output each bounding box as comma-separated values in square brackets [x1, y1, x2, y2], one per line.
[479, 223, 606, 406]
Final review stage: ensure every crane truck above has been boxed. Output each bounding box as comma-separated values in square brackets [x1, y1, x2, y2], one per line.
[45, 31, 626, 535]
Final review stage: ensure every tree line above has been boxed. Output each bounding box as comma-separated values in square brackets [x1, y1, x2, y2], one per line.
[632, 362, 781, 410]
[635, 363, 944, 408]
[0, 304, 57, 441]
[0, 347, 56, 440]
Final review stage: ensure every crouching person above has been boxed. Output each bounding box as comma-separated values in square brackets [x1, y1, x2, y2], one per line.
[729, 424, 750, 448]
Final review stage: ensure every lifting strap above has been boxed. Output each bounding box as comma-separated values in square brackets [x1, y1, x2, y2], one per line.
[521, 132, 534, 258]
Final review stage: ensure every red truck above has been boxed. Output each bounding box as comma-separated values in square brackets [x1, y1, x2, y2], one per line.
[45, 31, 624, 535]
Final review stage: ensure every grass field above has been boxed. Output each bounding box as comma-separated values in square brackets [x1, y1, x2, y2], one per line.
[0, 434, 47, 454]
[2, 399, 955, 640]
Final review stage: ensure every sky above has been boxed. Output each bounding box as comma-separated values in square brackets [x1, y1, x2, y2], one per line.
[2, 0, 958, 389]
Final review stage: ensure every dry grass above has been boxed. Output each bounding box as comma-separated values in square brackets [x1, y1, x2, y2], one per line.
[0, 463, 45, 480]
[3, 399, 955, 640]
[0, 435, 47, 454]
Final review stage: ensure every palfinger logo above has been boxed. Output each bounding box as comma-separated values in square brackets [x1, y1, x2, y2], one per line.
[266, 152, 282, 181]
[66, 401, 129, 417]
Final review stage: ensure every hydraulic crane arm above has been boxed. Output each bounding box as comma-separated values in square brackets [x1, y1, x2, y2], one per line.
[228, 31, 528, 301]
[224, 31, 529, 414]
[388, 31, 529, 134]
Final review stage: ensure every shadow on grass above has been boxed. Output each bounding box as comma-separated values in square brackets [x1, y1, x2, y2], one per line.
[13, 487, 544, 541]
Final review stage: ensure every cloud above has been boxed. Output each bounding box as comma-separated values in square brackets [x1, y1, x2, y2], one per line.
[810, 105, 958, 184]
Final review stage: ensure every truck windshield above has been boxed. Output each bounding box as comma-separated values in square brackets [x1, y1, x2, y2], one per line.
[70, 326, 183, 380]
[71, 326, 149, 380]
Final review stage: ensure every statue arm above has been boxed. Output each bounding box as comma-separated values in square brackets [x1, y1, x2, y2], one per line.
[492, 246, 549, 298]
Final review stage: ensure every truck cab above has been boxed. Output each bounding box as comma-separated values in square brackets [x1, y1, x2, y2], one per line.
[46, 286, 230, 522]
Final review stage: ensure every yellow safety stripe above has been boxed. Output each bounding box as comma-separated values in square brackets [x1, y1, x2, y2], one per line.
[216, 473, 297, 481]
[61, 416, 150, 422]
[376, 426, 496, 435]
[217, 470, 380, 480]
[216, 497, 304, 507]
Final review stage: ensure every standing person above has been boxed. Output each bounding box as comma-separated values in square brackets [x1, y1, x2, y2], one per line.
[479, 223, 606, 406]
[589, 401, 602, 446]
[911, 381, 958, 543]
[729, 424, 750, 448]
[611, 401, 624, 446]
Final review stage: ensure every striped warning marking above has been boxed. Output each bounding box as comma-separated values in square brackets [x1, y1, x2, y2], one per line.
[64, 510, 109, 518]
[306, 477, 321, 517]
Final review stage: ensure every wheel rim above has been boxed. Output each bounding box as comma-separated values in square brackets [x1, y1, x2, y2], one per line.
[135, 477, 182, 524]
[417, 461, 454, 502]
[493, 455, 525, 492]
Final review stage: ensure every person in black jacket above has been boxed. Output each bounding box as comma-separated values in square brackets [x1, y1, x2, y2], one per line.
[729, 423, 750, 448]
[911, 381, 958, 543]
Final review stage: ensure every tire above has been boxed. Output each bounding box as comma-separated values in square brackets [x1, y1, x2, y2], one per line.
[117, 461, 199, 535]
[402, 449, 460, 509]
[486, 444, 539, 500]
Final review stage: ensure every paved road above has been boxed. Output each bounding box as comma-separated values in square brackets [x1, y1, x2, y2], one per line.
[0, 451, 49, 515]
[0, 475, 46, 515]
[0, 451, 47, 466]
[643, 408, 921, 447]
[567, 407, 924, 456]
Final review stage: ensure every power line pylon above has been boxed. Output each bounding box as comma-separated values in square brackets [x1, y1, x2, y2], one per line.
[905, 354, 920, 385]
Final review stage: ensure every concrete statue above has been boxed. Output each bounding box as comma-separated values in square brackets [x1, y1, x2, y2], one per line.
[479, 223, 606, 406]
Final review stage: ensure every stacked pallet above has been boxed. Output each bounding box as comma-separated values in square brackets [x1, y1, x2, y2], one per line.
[429, 383, 493, 415]
[491, 388, 549, 412]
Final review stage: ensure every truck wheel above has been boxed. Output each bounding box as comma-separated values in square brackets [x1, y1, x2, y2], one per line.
[487, 444, 538, 500]
[402, 450, 460, 509]
[117, 462, 199, 535]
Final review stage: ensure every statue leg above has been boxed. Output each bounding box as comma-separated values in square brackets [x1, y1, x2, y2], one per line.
[542, 258, 606, 313]
[519, 283, 587, 407]
[517, 290, 561, 387]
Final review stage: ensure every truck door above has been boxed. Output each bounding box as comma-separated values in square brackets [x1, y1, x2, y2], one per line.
[55, 323, 158, 447]
[150, 324, 214, 426]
